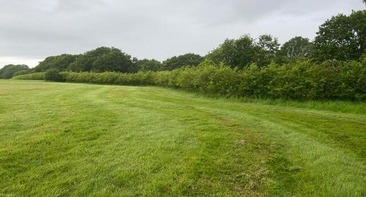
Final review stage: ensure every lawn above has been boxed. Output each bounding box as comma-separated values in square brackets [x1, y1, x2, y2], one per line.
[0, 80, 365, 196]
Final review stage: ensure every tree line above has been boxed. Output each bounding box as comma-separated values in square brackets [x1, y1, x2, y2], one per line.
[8, 9, 366, 101]
[4, 10, 365, 76]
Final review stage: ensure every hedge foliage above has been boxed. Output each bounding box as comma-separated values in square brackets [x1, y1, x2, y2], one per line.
[44, 69, 65, 82]
[12, 72, 45, 80]
[13, 60, 366, 101]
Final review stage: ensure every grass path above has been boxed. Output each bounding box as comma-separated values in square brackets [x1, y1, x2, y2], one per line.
[0, 80, 365, 196]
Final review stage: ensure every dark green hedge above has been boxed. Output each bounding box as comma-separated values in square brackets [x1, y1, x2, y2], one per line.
[13, 60, 366, 101]
[44, 69, 65, 82]
[57, 60, 366, 101]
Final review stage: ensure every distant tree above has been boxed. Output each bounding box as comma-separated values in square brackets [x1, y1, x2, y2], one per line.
[34, 54, 77, 72]
[207, 35, 260, 68]
[68, 47, 135, 73]
[162, 53, 203, 70]
[0, 64, 29, 79]
[91, 48, 135, 72]
[207, 35, 281, 67]
[233, 35, 261, 67]
[68, 47, 110, 72]
[136, 59, 162, 71]
[278, 36, 312, 62]
[256, 34, 280, 66]
[257, 34, 280, 55]
[207, 38, 237, 66]
[313, 10, 366, 61]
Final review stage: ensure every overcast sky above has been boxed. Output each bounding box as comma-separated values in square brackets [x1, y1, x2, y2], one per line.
[0, 0, 364, 68]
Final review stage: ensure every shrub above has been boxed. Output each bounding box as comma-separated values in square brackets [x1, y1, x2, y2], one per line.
[12, 72, 45, 80]
[44, 69, 65, 82]
[0, 64, 29, 79]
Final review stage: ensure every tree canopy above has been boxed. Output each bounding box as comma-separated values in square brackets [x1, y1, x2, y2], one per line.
[0, 64, 29, 79]
[135, 59, 162, 71]
[68, 47, 135, 73]
[278, 36, 313, 62]
[207, 34, 280, 68]
[257, 34, 280, 66]
[162, 53, 203, 70]
[207, 36, 257, 68]
[34, 54, 77, 72]
[313, 10, 366, 61]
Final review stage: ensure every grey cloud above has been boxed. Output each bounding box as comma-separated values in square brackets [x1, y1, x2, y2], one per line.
[54, 0, 108, 12]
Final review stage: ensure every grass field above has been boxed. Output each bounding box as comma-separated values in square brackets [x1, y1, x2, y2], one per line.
[1, 80, 365, 196]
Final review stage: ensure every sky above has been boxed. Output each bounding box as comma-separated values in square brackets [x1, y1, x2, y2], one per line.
[0, 0, 364, 68]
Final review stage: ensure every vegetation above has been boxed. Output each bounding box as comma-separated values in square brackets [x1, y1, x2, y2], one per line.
[16, 56, 366, 101]
[12, 72, 45, 80]
[1, 3, 365, 197]
[68, 47, 136, 73]
[161, 53, 204, 70]
[277, 36, 313, 63]
[135, 59, 162, 72]
[0, 80, 365, 196]
[0, 64, 29, 79]
[207, 35, 261, 68]
[6, 9, 365, 103]
[313, 10, 366, 62]
[34, 54, 77, 72]
[44, 69, 65, 82]
[35, 59, 362, 101]
[9, 9, 366, 103]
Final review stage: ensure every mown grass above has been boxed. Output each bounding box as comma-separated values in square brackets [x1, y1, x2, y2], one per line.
[0, 80, 365, 196]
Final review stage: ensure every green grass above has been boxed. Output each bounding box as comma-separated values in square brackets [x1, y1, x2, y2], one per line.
[0, 80, 365, 196]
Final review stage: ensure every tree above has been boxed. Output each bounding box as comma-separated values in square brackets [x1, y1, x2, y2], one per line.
[207, 35, 260, 68]
[313, 10, 366, 61]
[0, 64, 29, 79]
[207, 39, 236, 66]
[135, 59, 162, 71]
[91, 48, 134, 73]
[207, 35, 281, 68]
[278, 36, 312, 61]
[34, 54, 77, 72]
[68, 47, 110, 72]
[257, 34, 280, 55]
[256, 34, 280, 66]
[162, 53, 203, 70]
[68, 47, 135, 73]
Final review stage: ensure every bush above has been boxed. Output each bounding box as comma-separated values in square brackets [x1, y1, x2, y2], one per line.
[0, 64, 29, 79]
[12, 72, 45, 80]
[18, 60, 366, 101]
[13, 69, 31, 77]
[44, 69, 65, 82]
